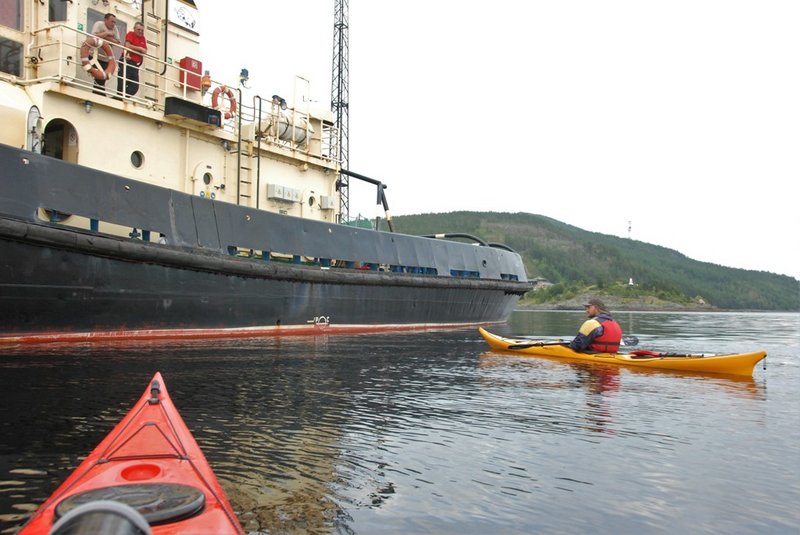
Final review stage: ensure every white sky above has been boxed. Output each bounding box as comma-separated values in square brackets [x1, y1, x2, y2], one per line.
[196, 0, 800, 281]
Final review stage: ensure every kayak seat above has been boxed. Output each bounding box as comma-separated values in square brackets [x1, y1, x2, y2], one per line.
[54, 483, 205, 526]
[50, 500, 152, 535]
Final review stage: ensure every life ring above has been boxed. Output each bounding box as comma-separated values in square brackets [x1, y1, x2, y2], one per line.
[211, 85, 237, 119]
[79, 37, 116, 81]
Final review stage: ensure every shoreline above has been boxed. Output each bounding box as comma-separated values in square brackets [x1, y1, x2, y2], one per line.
[516, 294, 720, 313]
[516, 299, 797, 313]
[516, 303, 720, 313]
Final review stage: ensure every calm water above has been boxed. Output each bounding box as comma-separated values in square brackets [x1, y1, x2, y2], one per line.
[0, 311, 798, 535]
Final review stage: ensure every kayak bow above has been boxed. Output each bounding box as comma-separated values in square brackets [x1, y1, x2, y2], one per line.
[18, 372, 244, 535]
[478, 327, 766, 377]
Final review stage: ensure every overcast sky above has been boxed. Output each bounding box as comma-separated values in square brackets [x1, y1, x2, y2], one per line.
[196, 0, 799, 281]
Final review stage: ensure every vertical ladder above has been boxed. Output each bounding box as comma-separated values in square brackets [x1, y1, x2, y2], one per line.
[141, 9, 162, 104]
[237, 143, 255, 207]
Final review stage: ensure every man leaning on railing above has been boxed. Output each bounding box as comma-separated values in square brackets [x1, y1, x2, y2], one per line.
[90, 13, 120, 96]
[117, 22, 147, 99]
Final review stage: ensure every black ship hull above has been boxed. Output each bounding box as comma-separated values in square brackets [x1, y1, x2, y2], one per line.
[0, 144, 531, 343]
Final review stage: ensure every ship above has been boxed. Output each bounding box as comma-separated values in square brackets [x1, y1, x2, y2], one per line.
[0, 0, 532, 344]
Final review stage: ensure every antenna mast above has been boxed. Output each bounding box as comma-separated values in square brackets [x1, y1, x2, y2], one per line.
[331, 0, 350, 222]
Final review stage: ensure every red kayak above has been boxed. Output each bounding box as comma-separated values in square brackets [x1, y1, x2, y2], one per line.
[18, 372, 244, 535]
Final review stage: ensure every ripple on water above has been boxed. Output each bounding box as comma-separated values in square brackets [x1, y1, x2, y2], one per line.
[0, 315, 798, 534]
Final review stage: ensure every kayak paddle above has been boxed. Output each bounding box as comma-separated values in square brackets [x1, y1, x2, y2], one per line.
[508, 335, 639, 350]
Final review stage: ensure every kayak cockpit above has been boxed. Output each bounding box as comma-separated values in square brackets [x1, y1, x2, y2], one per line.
[50, 499, 151, 535]
[55, 483, 205, 527]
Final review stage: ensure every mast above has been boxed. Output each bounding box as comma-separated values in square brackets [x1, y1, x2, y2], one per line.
[331, 0, 350, 222]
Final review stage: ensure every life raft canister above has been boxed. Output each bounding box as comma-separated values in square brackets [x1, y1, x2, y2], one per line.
[79, 37, 116, 81]
[211, 85, 237, 119]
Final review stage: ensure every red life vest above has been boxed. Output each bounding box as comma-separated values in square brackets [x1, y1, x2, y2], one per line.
[589, 318, 622, 352]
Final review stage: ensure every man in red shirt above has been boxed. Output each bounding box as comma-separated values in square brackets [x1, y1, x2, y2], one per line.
[117, 22, 147, 98]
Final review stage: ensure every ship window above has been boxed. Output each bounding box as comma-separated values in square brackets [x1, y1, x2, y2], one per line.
[0, 1, 22, 30]
[49, 0, 67, 22]
[203, 172, 212, 185]
[0, 38, 22, 76]
[130, 151, 144, 168]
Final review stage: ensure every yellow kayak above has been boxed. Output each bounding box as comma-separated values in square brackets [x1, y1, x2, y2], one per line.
[478, 327, 767, 377]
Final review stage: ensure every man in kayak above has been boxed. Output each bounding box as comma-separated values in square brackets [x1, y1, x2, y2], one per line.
[569, 298, 623, 353]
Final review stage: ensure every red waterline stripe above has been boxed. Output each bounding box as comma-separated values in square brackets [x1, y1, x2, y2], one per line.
[0, 322, 501, 346]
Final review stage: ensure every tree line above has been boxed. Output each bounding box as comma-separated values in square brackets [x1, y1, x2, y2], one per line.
[377, 211, 798, 311]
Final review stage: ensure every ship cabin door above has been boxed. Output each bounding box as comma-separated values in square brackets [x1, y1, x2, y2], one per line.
[42, 119, 79, 163]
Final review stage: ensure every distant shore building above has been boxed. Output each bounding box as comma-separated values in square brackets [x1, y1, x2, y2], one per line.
[532, 277, 553, 291]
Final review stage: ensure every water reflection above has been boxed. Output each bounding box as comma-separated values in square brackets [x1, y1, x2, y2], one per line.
[0, 312, 797, 535]
[479, 349, 764, 401]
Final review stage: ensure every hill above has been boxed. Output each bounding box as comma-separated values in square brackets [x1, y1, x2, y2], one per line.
[373, 211, 799, 311]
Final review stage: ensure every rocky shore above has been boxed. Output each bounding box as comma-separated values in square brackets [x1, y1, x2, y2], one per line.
[518, 294, 720, 312]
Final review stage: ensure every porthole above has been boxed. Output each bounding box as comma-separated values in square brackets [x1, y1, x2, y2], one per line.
[203, 172, 212, 185]
[130, 151, 144, 169]
[308, 196, 316, 207]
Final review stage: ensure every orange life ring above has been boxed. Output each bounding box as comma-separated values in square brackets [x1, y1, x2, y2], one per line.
[211, 86, 237, 119]
[79, 37, 116, 81]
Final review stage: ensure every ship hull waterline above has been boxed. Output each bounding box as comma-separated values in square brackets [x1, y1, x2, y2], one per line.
[0, 219, 526, 344]
[0, 144, 531, 344]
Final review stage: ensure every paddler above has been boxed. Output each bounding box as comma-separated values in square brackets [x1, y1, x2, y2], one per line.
[569, 298, 623, 353]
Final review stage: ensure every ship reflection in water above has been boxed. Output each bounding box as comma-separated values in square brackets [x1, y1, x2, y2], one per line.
[0, 311, 798, 534]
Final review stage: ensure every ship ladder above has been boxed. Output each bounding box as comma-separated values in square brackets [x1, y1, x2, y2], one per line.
[141, 10, 163, 103]
[237, 147, 254, 206]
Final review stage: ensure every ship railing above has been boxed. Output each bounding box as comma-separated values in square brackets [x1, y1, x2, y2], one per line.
[26, 24, 161, 108]
[23, 24, 339, 164]
[25, 24, 204, 109]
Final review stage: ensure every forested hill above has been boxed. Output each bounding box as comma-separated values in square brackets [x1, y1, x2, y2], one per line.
[376, 211, 799, 311]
